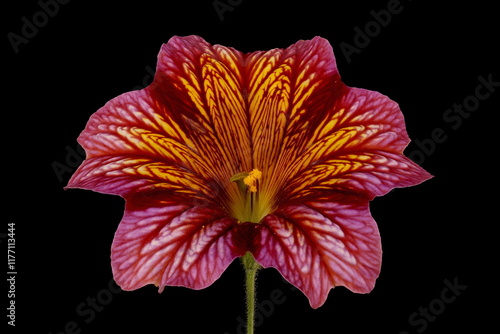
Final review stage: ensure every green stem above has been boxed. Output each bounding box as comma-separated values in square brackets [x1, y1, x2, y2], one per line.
[242, 252, 260, 334]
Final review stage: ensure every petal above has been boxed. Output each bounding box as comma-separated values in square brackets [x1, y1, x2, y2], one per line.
[153, 35, 252, 182]
[256, 195, 381, 308]
[66, 155, 212, 200]
[277, 87, 432, 201]
[66, 84, 238, 213]
[242, 37, 344, 201]
[112, 194, 241, 291]
[67, 35, 255, 212]
[246, 37, 341, 173]
[66, 89, 209, 194]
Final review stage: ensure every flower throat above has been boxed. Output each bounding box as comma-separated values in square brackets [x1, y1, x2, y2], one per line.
[230, 169, 265, 224]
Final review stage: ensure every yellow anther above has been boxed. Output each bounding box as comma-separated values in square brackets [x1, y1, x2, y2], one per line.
[249, 169, 262, 180]
[243, 175, 254, 187]
[232, 169, 262, 193]
[243, 169, 262, 193]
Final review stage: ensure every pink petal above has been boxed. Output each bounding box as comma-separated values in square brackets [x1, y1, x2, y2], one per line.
[256, 194, 381, 308]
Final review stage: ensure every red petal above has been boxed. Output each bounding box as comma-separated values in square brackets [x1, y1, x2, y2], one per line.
[256, 195, 381, 308]
[153, 35, 252, 182]
[112, 195, 241, 291]
[244, 37, 341, 177]
[66, 89, 210, 193]
[65, 86, 237, 214]
[278, 87, 432, 202]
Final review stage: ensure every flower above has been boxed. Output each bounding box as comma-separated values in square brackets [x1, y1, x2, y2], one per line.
[66, 35, 432, 308]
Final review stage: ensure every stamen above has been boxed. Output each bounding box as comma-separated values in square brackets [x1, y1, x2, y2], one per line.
[242, 169, 262, 193]
[249, 169, 262, 180]
[230, 168, 263, 224]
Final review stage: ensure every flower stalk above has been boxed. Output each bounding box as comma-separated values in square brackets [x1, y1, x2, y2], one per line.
[242, 252, 260, 334]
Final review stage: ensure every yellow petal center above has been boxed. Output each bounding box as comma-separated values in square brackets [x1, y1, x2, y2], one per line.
[230, 168, 268, 223]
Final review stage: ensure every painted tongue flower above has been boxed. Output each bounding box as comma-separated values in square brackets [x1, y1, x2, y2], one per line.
[67, 35, 431, 313]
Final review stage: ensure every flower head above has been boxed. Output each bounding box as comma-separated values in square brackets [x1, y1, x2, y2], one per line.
[67, 35, 431, 308]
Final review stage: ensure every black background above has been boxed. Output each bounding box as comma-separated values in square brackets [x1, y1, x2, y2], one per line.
[4, 0, 499, 333]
